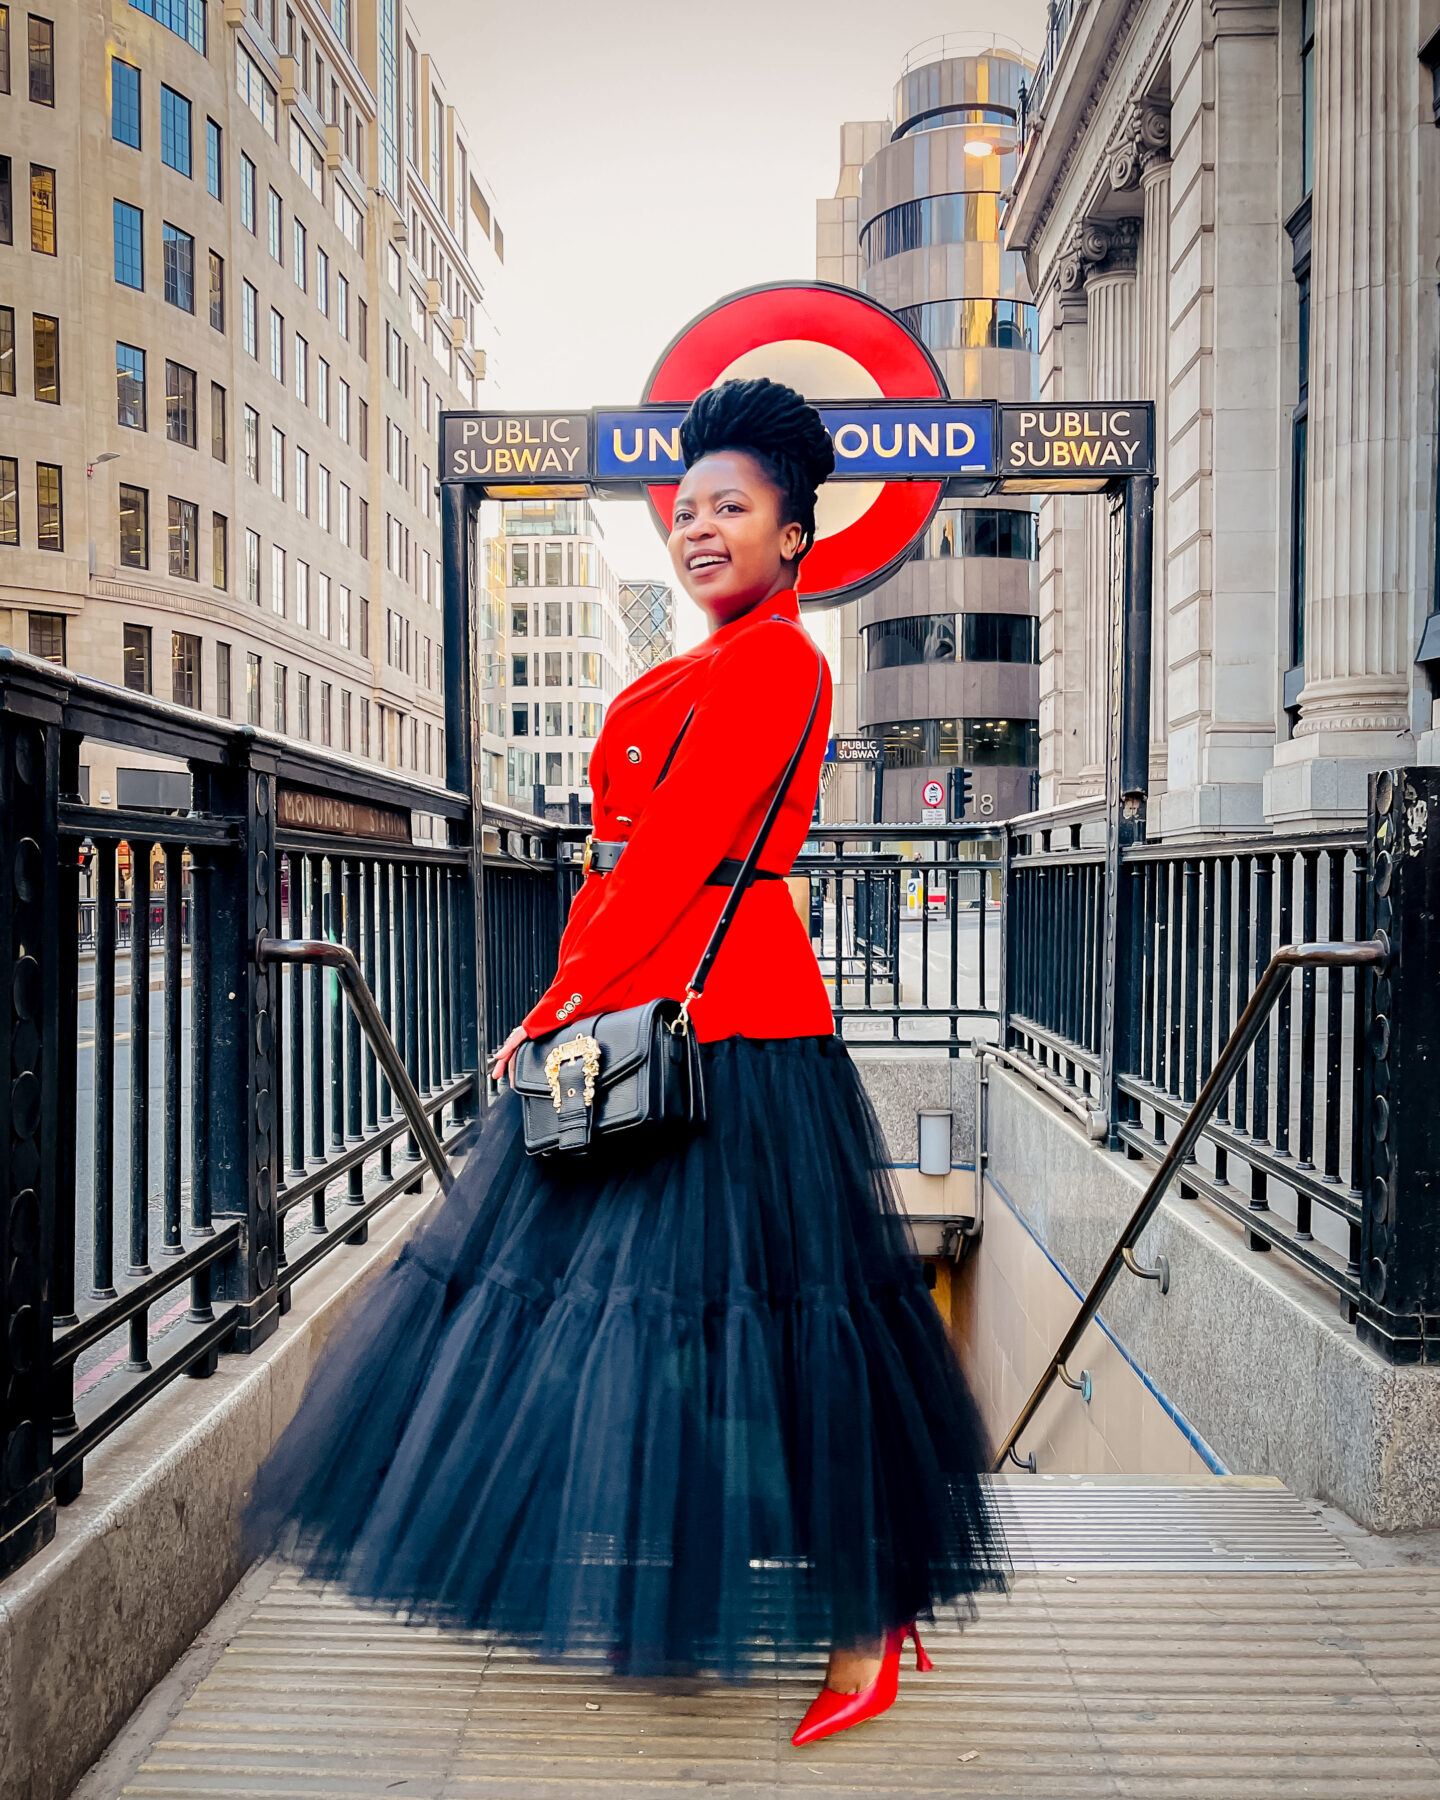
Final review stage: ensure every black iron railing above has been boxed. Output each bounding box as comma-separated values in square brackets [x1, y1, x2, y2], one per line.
[475, 819, 1006, 1059]
[0, 648, 481, 1579]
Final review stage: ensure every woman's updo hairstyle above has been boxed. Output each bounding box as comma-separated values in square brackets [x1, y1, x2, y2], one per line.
[679, 378, 835, 563]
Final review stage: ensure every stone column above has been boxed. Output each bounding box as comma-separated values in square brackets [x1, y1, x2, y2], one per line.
[1082, 221, 1139, 783]
[1267, 0, 1419, 826]
[1138, 152, 1171, 791]
[1035, 273, 1091, 807]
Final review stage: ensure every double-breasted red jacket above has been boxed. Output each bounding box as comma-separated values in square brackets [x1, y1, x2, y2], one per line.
[521, 588, 834, 1044]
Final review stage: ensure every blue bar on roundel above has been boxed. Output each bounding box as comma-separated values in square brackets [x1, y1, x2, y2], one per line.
[593, 403, 995, 482]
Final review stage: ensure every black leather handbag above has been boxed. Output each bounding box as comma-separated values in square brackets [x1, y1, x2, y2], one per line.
[510, 646, 825, 1157]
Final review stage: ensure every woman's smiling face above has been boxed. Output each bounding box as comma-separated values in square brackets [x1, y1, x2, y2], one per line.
[668, 450, 805, 627]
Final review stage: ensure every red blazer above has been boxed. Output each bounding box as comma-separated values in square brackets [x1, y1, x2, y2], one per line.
[521, 588, 834, 1044]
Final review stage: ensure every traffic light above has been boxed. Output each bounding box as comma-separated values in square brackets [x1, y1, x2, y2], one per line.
[949, 766, 973, 820]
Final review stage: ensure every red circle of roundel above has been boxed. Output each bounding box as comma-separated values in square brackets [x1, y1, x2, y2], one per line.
[641, 282, 947, 607]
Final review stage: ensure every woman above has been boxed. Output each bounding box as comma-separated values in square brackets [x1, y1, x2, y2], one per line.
[248, 378, 1006, 1746]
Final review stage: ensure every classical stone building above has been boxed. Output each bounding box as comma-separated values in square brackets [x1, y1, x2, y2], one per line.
[1006, 0, 1440, 832]
[0, 0, 502, 807]
[816, 41, 1042, 825]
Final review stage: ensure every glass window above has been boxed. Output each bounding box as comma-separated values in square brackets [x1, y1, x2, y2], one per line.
[863, 615, 955, 671]
[168, 495, 197, 578]
[113, 198, 142, 287]
[241, 279, 257, 356]
[162, 222, 194, 310]
[31, 313, 58, 403]
[961, 612, 1039, 663]
[0, 156, 11, 244]
[27, 611, 63, 662]
[267, 187, 282, 261]
[246, 652, 261, 724]
[243, 404, 258, 479]
[336, 272, 349, 338]
[338, 584, 351, 647]
[860, 192, 1000, 265]
[295, 558, 309, 626]
[0, 9, 9, 95]
[318, 571, 330, 634]
[317, 464, 329, 531]
[337, 378, 349, 441]
[320, 681, 331, 745]
[316, 357, 329, 423]
[172, 631, 200, 708]
[35, 461, 61, 550]
[543, 600, 563, 636]
[244, 527, 260, 606]
[273, 661, 287, 732]
[894, 298, 1038, 354]
[236, 42, 276, 138]
[863, 717, 1039, 769]
[511, 703, 529, 737]
[511, 652, 527, 687]
[216, 641, 231, 718]
[297, 671, 310, 739]
[294, 334, 308, 404]
[129, 0, 205, 53]
[165, 360, 196, 445]
[114, 342, 145, 429]
[269, 308, 283, 381]
[271, 543, 285, 614]
[205, 118, 222, 198]
[545, 751, 563, 786]
[543, 543, 563, 586]
[0, 455, 16, 544]
[210, 382, 225, 461]
[211, 511, 226, 589]
[915, 507, 1038, 561]
[543, 649, 562, 686]
[0, 307, 14, 393]
[239, 153, 255, 231]
[118, 484, 148, 566]
[123, 624, 150, 692]
[338, 480, 350, 544]
[510, 542, 530, 586]
[160, 85, 191, 175]
[544, 702, 563, 737]
[315, 248, 329, 315]
[294, 445, 308, 515]
[578, 651, 601, 687]
[208, 250, 224, 329]
[112, 58, 141, 147]
[27, 14, 52, 105]
[270, 427, 284, 498]
[30, 164, 55, 253]
[292, 218, 306, 288]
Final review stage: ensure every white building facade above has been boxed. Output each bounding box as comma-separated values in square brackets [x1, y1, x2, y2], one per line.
[1006, 0, 1440, 833]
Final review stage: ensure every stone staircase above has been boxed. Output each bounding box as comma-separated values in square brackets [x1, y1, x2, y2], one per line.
[78, 1477, 1440, 1800]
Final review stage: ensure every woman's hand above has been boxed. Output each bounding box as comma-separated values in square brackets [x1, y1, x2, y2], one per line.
[488, 1024, 528, 1087]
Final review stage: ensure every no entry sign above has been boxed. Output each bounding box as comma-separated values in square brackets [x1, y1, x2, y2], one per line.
[439, 282, 1154, 607]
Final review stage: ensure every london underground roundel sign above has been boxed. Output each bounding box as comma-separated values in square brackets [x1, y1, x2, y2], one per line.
[642, 283, 947, 607]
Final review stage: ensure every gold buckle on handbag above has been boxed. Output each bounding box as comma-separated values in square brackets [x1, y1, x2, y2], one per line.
[545, 1033, 601, 1111]
[581, 834, 594, 877]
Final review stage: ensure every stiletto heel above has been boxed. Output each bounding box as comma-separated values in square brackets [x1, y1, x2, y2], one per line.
[789, 1621, 933, 1746]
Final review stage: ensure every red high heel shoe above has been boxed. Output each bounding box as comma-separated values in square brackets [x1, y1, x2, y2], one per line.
[790, 1623, 933, 1746]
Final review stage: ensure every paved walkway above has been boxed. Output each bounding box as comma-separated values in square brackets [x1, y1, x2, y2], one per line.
[91, 1483, 1440, 1799]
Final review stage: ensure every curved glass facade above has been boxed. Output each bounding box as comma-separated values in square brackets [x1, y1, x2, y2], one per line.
[863, 613, 1039, 669]
[861, 192, 999, 265]
[864, 717, 1039, 769]
[915, 507, 1037, 561]
[896, 298, 1037, 353]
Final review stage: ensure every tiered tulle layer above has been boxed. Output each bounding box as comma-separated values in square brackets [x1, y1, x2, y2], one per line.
[247, 1035, 1007, 1676]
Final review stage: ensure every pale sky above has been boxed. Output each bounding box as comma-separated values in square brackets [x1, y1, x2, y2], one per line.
[414, 0, 1047, 640]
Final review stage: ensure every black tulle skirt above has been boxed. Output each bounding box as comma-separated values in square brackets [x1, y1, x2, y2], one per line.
[247, 1035, 1007, 1676]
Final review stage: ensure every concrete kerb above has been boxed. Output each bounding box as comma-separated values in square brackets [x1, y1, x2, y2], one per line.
[0, 1177, 445, 1800]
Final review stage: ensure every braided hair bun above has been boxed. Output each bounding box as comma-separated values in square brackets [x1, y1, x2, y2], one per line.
[679, 378, 835, 562]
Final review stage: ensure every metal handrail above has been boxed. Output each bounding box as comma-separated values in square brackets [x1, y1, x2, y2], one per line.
[256, 935, 456, 1197]
[992, 937, 1386, 1472]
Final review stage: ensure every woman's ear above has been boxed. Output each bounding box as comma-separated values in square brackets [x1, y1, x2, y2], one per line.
[780, 519, 806, 565]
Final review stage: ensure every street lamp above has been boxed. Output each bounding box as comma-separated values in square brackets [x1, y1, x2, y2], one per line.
[87, 451, 119, 478]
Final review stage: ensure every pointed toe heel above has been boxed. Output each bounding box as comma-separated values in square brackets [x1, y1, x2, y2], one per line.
[789, 1623, 932, 1747]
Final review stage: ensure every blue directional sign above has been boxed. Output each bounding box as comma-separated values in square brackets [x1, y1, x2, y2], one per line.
[592, 403, 994, 482]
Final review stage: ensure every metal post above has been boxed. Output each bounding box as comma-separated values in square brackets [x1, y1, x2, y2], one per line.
[1360, 768, 1440, 1363]
[439, 480, 484, 1107]
[0, 660, 63, 1576]
[193, 748, 281, 1353]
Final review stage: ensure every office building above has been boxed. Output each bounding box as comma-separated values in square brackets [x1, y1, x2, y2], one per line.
[619, 578, 675, 672]
[483, 498, 636, 814]
[0, 0, 502, 808]
[816, 39, 1040, 824]
[1006, 1, 1440, 830]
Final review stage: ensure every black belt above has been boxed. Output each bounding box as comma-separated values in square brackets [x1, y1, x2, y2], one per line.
[583, 838, 784, 887]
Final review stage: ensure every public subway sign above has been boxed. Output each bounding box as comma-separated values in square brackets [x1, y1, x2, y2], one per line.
[999, 407, 1154, 490]
[438, 283, 1154, 605]
[440, 401, 1148, 489]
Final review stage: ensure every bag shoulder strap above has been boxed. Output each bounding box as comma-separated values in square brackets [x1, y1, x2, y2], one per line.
[686, 620, 825, 1002]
